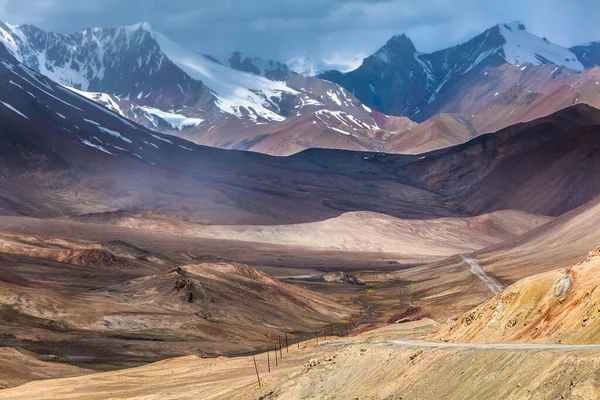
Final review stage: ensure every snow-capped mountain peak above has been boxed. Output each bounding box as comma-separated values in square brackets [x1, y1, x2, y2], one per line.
[371, 34, 416, 64]
[0, 20, 303, 122]
[0, 20, 164, 91]
[386, 34, 414, 47]
[128, 21, 154, 32]
[495, 21, 583, 70]
[320, 21, 590, 120]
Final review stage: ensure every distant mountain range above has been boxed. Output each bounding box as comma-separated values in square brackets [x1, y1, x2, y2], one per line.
[0, 20, 599, 156]
[1, 27, 600, 228]
[320, 22, 600, 120]
[0, 21, 394, 155]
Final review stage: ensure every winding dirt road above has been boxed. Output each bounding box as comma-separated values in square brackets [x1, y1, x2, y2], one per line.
[460, 254, 504, 294]
[384, 339, 600, 351]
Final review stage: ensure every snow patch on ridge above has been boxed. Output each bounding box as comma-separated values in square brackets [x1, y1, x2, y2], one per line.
[140, 106, 204, 130]
[149, 132, 173, 144]
[313, 109, 378, 133]
[67, 87, 124, 116]
[97, 126, 133, 143]
[79, 138, 114, 155]
[0, 100, 28, 118]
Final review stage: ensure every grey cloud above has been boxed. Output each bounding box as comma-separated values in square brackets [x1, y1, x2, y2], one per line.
[0, 0, 598, 73]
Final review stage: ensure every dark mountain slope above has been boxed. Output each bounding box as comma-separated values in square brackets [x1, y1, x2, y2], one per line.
[404, 104, 600, 216]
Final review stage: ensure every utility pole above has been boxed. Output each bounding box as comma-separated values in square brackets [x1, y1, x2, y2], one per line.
[253, 356, 261, 388]
[278, 336, 283, 359]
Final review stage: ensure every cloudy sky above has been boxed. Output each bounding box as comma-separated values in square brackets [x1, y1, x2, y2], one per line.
[0, 0, 598, 73]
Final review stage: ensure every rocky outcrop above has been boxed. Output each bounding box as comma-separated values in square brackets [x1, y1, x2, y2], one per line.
[323, 272, 364, 285]
[435, 247, 600, 344]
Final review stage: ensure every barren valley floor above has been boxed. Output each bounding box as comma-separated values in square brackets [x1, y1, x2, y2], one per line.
[0, 211, 599, 399]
